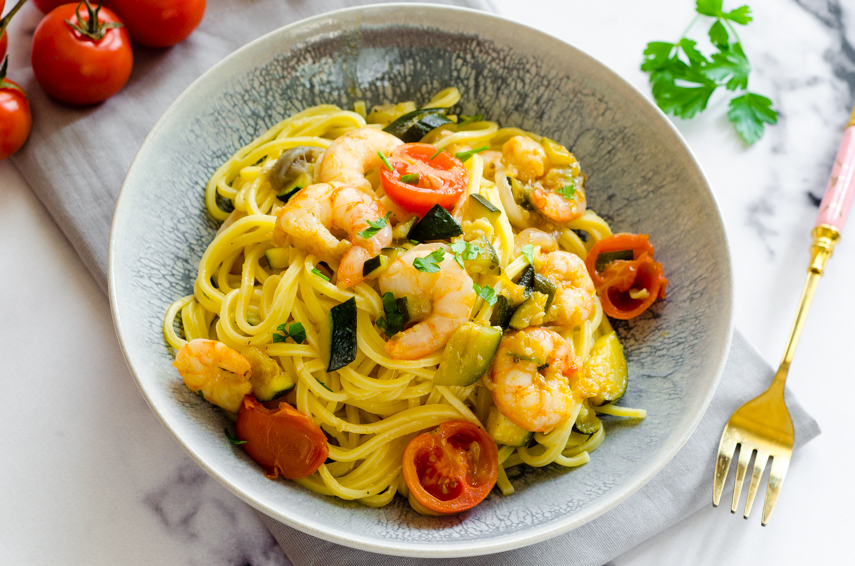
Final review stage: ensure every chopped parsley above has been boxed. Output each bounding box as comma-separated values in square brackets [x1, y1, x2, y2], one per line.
[449, 241, 481, 269]
[473, 283, 498, 306]
[429, 148, 444, 160]
[458, 113, 483, 126]
[556, 180, 576, 200]
[311, 267, 330, 281]
[400, 173, 420, 185]
[412, 248, 446, 273]
[273, 322, 306, 344]
[520, 243, 535, 266]
[358, 212, 391, 239]
[224, 427, 246, 445]
[454, 146, 488, 163]
[377, 150, 394, 172]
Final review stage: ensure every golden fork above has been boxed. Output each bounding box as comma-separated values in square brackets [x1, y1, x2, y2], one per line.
[713, 106, 855, 525]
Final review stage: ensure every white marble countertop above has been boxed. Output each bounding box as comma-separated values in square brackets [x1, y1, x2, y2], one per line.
[1, 0, 853, 564]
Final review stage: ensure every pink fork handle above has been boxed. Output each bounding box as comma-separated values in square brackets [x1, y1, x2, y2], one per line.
[815, 107, 855, 233]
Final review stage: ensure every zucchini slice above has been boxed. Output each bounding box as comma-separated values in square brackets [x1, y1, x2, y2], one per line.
[468, 194, 501, 221]
[383, 108, 453, 143]
[517, 266, 557, 311]
[486, 406, 534, 446]
[508, 292, 547, 330]
[362, 254, 391, 278]
[407, 204, 463, 242]
[489, 295, 517, 329]
[464, 236, 501, 275]
[433, 323, 503, 386]
[575, 332, 628, 406]
[574, 400, 602, 434]
[318, 298, 357, 372]
[264, 248, 289, 270]
[243, 346, 295, 401]
[276, 171, 311, 202]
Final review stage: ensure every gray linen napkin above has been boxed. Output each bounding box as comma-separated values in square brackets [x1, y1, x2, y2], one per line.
[7, 0, 820, 564]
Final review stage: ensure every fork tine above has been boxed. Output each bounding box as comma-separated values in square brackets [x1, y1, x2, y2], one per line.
[730, 443, 752, 513]
[761, 454, 790, 526]
[743, 450, 770, 519]
[713, 433, 737, 507]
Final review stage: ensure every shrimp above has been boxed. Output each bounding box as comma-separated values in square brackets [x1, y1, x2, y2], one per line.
[173, 339, 252, 413]
[487, 328, 579, 432]
[315, 127, 402, 193]
[529, 184, 587, 223]
[502, 135, 547, 183]
[538, 251, 595, 327]
[378, 244, 476, 360]
[273, 182, 393, 287]
[515, 227, 558, 253]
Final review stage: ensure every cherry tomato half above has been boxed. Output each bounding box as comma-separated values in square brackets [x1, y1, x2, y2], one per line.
[0, 62, 31, 160]
[403, 420, 498, 515]
[380, 143, 468, 215]
[235, 396, 328, 480]
[585, 233, 668, 320]
[31, 1, 133, 105]
[107, 0, 205, 48]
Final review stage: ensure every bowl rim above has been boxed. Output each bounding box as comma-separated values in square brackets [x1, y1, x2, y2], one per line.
[108, 2, 734, 557]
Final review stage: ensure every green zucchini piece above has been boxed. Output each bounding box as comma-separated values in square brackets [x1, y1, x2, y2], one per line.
[393, 217, 417, 241]
[486, 406, 534, 446]
[433, 323, 503, 386]
[276, 171, 311, 202]
[517, 266, 557, 310]
[489, 295, 516, 329]
[468, 194, 501, 221]
[574, 400, 602, 434]
[508, 292, 547, 330]
[407, 204, 463, 242]
[264, 248, 289, 270]
[318, 298, 357, 372]
[595, 249, 634, 272]
[362, 254, 391, 278]
[517, 266, 535, 294]
[377, 292, 409, 336]
[383, 108, 453, 143]
[243, 346, 295, 401]
[575, 332, 628, 406]
[464, 236, 501, 275]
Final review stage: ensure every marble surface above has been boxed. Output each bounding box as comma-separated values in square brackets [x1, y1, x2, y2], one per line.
[0, 0, 852, 564]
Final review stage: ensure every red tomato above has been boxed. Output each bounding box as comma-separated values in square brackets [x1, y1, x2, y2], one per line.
[31, 0, 69, 13]
[0, 67, 31, 160]
[107, 0, 205, 48]
[380, 143, 469, 215]
[31, 1, 133, 105]
[235, 396, 328, 480]
[585, 233, 669, 320]
[403, 420, 498, 515]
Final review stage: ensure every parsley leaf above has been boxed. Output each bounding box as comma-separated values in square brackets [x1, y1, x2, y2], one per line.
[429, 148, 444, 160]
[520, 243, 535, 266]
[641, 1, 775, 144]
[358, 212, 391, 239]
[454, 146, 488, 163]
[458, 113, 483, 125]
[311, 267, 330, 281]
[273, 322, 306, 344]
[412, 248, 445, 273]
[556, 181, 576, 200]
[473, 283, 498, 306]
[449, 241, 481, 269]
[377, 150, 393, 172]
[728, 92, 778, 145]
[224, 427, 247, 445]
[400, 173, 420, 185]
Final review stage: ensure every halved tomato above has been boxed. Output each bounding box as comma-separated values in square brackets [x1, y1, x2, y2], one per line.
[380, 143, 468, 215]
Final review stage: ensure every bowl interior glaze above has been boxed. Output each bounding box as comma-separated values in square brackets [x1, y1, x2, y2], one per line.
[109, 4, 732, 557]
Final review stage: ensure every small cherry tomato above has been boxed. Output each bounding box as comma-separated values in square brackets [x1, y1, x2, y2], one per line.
[107, 0, 205, 48]
[585, 233, 668, 320]
[380, 143, 469, 215]
[0, 58, 31, 160]
[31, 1, 133, 105]
[403, 420, 498, 515]
[235, 396, 329, 480]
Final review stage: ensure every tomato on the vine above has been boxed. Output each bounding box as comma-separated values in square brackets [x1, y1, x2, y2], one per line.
[235, 396, 329, 480]
[1, 0, 29, 61]
[107, 0, 205, 48]
[380, 143, 469, 215]
[0, 57, 31, 160]
[31, 0, 133, 105]
[403, 420, 498, 515]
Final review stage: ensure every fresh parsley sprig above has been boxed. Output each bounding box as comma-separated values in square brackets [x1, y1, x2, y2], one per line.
[412, 248, 446, 273]
[358, 212, 391, 239]
[520, 243, 535, 266]
[473, 283, 498, 306]
[449, 241, 481, 269]
[556, 180, 576, 200]
[641, 0, 777, 144]
[273, 322, 306, 344]
[454, 146, 488, 163]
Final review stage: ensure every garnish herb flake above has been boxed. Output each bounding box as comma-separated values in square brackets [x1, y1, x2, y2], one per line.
[640, 0, 777, 144]
[556, 181, 576, 200]
[273, 322, 306, 344]
[458, 114, 483, 126]
[449, 241, 481, 269]
[311, 267, 330, 281]
[520, 243, 535, 266]
[377, 150, 394, 172]
[473, 283, 498, 306]
[454, 146, 488, 163]
[413, 248, 446, 273]
[358, 212, 392, 239]
[429, 148, 444, 161]
[224, 427, 247, 445]
[400, 173, 420, 185]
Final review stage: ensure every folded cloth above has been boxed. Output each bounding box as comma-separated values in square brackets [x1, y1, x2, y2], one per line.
[259, 331, 820, 566]
[9, 0, 493, 295]
[7, 1, 819, 564]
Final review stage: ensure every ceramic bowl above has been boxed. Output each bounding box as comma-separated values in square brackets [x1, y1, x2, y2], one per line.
[109, 3, 733, 557]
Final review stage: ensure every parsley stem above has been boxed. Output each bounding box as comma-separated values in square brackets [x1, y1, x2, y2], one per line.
[722, 19, 743, 45]
[677, 14, 701, 44]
